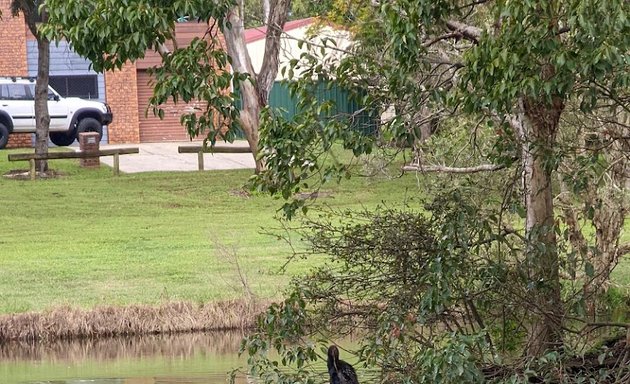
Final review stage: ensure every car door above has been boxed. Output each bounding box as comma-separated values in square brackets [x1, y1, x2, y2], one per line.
[1, 84, 34, 132]
[45, 86, 69, 131]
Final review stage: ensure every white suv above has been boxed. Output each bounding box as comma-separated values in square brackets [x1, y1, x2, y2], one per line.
[0, 77, 113, 149]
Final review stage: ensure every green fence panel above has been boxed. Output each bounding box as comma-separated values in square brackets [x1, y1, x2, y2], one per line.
[233, 81, 379, 136]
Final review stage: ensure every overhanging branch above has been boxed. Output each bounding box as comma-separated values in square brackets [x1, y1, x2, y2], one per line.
[423, 32, 462, 48]
[445, 20, 482, 43]
[402, 163, 507, 173]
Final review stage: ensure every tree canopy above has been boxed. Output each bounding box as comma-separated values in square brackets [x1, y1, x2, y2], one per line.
[43, 0, 291, 172]
[42, 0, 630, 381]
[243, 0, 629, 381]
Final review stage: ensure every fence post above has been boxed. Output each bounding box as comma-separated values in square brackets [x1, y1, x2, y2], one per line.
[29, 159, 35, 180]
[198, 151, 204, 171]
[113, 153, 120, 176]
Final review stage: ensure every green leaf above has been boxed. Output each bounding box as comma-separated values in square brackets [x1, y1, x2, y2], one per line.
[585, 262, 595, 278]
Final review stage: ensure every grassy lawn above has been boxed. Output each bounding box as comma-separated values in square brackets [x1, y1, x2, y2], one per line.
[0, 149, 628, 316]
[0, 149, 423, 314]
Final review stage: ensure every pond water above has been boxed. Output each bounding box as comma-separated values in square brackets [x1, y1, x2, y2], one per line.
[0, 332, 249, 384]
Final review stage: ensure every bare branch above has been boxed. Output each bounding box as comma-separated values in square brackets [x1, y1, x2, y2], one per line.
[402, 163, 507, 173]
[445, 20, 482, 43]
[423, 32, 462, 48]
[263, 0, 271, 24]
[460, 0, 491, 9]
[156, 42, 170, 58]
[372, 0, 491, 15]
[582, 321, 630, 331]
[595, 81, 630, 114]
[257, 0, 292, 101]
[223, 2, 256, 76]
[557, 26, 570, 35]
[280, 33, 355, 56]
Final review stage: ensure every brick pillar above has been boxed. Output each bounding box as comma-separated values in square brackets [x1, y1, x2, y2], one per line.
[79, 132, 100, 167]
[0, 0, 32, 148]
[105, 63, 140, 143]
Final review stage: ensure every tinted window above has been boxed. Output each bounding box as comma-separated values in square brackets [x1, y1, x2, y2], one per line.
[6, 84, 32, 100]
[49, 75, 99, 99]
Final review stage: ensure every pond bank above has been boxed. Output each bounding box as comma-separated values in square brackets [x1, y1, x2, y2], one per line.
[0, 299, 270, 343]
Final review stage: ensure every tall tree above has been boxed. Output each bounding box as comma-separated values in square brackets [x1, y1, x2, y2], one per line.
[43, 0, 293, 173]
[223, 0, 291, 173]
[250, 0, 629, 357]
[42, 0, 629, 367]
[11, 0, 50, 173]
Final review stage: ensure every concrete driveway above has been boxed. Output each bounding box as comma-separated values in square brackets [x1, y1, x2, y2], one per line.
[91, 141, 256, 173]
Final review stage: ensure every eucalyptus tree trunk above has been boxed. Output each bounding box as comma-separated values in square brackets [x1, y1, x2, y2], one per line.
[518, 95, 565, 356]
[222, 0, 291, 173]
[222, 7, 261, 172]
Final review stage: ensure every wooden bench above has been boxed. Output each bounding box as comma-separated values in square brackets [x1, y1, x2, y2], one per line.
[8, 147, 140, 180]
[178, 145, 252, 171]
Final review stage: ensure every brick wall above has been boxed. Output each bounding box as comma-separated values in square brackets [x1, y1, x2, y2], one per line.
[0, 0, 28, 77]
[7, 134, 32, 148]
[0, 0, 32, 148]
[0, 9, 227, 146]
[105, 63, 140, 143]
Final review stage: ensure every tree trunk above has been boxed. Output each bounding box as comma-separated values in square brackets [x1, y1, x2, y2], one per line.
[34, 35, 51, 173]
[239, 81, 263, 173]
[20, 2, 52, 175]
[222, 0, 291, 174]
[263, 0, 271, 24]
[222, 4, 263, 173]
[556, 111, 629, 319]
[583, 118, 629, 316]
[588, 191, 625, 294]
[519, 96, 565, 356]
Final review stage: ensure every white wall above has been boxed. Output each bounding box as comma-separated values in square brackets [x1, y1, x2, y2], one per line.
[247, 23, 352, 81]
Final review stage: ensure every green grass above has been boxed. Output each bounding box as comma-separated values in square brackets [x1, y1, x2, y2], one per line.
[0, 149, 423, 314]
[1, 149, 628, 316]
[611, 246, 630, 296]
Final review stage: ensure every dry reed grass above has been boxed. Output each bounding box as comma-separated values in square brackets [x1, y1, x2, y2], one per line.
[0, 300, 270, 343]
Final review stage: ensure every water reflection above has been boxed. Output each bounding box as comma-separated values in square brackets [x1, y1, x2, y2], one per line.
[29, 380, 223, 384]
[0, 331, 248, 384]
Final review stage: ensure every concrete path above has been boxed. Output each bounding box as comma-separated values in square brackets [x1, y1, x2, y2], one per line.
[84, 141, 256, 173]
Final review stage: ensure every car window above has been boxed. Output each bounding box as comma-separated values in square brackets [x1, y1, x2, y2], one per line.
[7, 84, 32, 100]
[27, 84, 36, 99]
[48, 88, 58, 100]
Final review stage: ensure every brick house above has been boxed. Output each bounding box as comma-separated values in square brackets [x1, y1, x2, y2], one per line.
[0, 0, 211, 148]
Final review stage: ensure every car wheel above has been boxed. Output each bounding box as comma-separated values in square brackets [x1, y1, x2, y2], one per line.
[0, 123, 9, 149]
[76, 117, 103, 141]
[50, 131, 76, 146]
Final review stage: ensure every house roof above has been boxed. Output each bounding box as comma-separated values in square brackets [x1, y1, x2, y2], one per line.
[244, 18, 314, 43]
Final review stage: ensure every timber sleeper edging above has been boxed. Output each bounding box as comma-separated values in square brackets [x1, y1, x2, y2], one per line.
[177, 145, 251, 171]
[8, 147, 140, 179]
